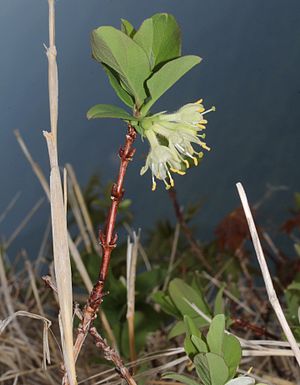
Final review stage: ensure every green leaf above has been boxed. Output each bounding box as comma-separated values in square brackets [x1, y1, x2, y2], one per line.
[194, 354, 211, 385]
[214, 286, 225, 316]
[184, 336, 199, 358]
[121, 18, 136, 37]
[151, 13, 181, 66]
[103, 65, 134, 108]
[133, 18, 155, 68]
[152, 291, 180, 317]
[133, 13, 181, 69]
[223, 334, 242, 380]
[91, 26, 151, 107]
[184, 315, 203, 357]
[206, 352, 229, 385]
[168, 278, 211, 320]
[169, 317, 209, 339]
[191, 335, 208, 353]
[141, 55, 201, 115]
[184, 315, 202, 338]
[206, 315, 225, 355]
[169, 320, 186, 338]
[163, 373, 200, 385]
[87, 104, 134, 120]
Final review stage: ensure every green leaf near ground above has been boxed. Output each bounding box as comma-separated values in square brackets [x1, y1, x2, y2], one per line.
[184, 315, 202, 338]
[214, 286, 225, 316]
[168, 278, 211, 319]
[206, 352, 229, 385]
[191, 335, 208, 353]
[152, 291, 181, 317]
[169, 317, 209, 339]
[194, 353, 211, 385]
[141, 55, 201, 115]
[87, 104, 134, 120]
[91, 26, 151, 107]
[206, 314, 225, 355]
[223, 334, 242, 380]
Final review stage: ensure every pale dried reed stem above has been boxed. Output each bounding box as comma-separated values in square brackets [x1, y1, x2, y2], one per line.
[236, 182, 300, 368]
[44, 0, 76, 383]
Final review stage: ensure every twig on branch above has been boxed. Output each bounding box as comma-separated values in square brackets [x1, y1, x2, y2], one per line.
[168, 188, 212, 271]
[73, 124, 136, 363]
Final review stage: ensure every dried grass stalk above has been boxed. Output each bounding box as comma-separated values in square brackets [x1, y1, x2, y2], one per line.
[126, 231, 139, 363]
[43, 0, 76, 383]
[236, 182, 300, 367]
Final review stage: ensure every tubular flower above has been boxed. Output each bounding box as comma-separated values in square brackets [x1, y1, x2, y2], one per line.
[140, 99, 215, 190]
[140, 130, 182, 191]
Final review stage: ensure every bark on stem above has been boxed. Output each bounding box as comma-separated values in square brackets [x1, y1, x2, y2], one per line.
[73, 124, 137, 365]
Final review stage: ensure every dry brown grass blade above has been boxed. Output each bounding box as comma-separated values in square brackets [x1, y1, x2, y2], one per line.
[163, 223, 180, 291]
[43, 0, 76, 383]
[66, 163, 100, 254]
[0, 192, 21, 225]
[0, 310, 52, 369]
[67, 172, 92, 253]
[236, 182, 300, 368]
[126, 231, 139, 364]
[5, 197, 44, 248]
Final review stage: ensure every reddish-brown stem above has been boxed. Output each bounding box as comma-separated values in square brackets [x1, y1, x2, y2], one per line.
[42, 275, 137, 385]
[73, 124, 137, 362]
[168, 188, 212, 272]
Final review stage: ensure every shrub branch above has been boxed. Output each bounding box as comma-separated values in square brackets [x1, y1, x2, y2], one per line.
[73, 124, 137, 365]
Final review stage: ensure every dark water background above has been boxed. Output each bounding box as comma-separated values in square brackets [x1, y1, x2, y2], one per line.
[1, 0, 300, 257]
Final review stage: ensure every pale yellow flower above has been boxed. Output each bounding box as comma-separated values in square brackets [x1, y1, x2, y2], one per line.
[140, 100, 215, 190]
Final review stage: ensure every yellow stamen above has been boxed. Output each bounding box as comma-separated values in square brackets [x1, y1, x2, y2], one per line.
[152, 180, 157, 191]
[198, 108, 205, 113]
[197, 124, 206, 130]
[163, 179, 171, 190]
[193, 157, 198, 166]
[183, 159, 190, 168]
[198, 152, 204, 158]
[200, 119, 208, 124]
[200, 142, 211, 151]
[195, 98, 203, 104]
[170, 168, 186, 175]
[202, 106, 216, 115]
[167, 169, 175, 187]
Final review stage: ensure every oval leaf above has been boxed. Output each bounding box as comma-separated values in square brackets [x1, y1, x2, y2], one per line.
[91, 26, 151, 107]
[223, 334, 242, 380]
[103, 65, 134, 108]
[168, 278, 211, 319]
[206, 352, 229, 385]
[207, 314, 225, 355]
[87, 104, 134, 120]
[141, 55, 201, 115]
[133, 13, 181, 70]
